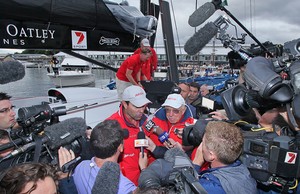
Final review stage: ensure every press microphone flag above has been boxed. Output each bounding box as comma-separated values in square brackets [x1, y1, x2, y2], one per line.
[0, 60, 25, 84]
[142, 116, 171, 144]
[136, 131, 147, 158]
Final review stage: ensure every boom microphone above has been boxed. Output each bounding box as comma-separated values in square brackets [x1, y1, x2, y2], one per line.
[91, 161, 120, 194]
[185, 15, 230, 56]
[188, 2, 216, 27]
[0, 60, 25, 84]
[44, 117, 87, 150]
[184, 22, 218, 56]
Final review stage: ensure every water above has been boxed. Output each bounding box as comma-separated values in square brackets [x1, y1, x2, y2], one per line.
[0, 68, 116, 99]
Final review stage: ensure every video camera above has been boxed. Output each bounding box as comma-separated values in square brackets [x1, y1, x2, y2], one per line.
[240, 135, 300, 188]
[16, 103, 67, 136]
[182, 119, 209, 147]
[220, 38, 300, 124]
[0, 104, 87, 170]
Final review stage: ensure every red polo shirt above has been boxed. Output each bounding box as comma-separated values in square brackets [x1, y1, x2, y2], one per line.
[116, 54, 144, 82]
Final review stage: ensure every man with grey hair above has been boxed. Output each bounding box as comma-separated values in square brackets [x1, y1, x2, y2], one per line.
[148, 94, 196, 151]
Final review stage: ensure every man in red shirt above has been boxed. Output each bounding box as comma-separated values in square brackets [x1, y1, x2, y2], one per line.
[148, 94, 196, 153]
[133, 38, 158, 81]
[106, 85, 151, 185]
[116, 49, 152, 99]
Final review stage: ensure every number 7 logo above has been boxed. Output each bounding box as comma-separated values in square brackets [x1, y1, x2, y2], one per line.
[284, 152, 297, 164]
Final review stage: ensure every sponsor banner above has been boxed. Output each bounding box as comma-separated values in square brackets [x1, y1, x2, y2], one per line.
[0, 19, 139, 51]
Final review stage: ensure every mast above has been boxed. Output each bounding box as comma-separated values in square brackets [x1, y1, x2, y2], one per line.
[159, 0, 179, 83]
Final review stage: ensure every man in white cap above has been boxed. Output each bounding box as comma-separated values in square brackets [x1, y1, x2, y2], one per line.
[106, 85, 151, 186]
[148, 93, 196, 151]
[133, 38, 158, 81]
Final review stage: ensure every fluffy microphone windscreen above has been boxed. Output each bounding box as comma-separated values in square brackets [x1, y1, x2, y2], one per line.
[188, 2, 216, 27]
[44, 117, 87, 149]
[91, 161, 120, 194]
[164, 147, 188, 163]
[0, 60, 25, 84]
[184, 22, 218, 55]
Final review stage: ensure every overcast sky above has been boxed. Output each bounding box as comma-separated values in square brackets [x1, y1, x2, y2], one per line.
[128, 0, 300, 47]
[1, 0, 299, 54]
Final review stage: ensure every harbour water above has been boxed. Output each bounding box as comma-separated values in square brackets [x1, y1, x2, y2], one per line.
[0, 68, 116, 99]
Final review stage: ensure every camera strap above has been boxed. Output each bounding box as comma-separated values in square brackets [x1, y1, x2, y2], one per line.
[286, 103, 299, 130]
[33, 136, 43, 162]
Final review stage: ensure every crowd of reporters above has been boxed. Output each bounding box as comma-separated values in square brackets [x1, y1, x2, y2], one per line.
[1, 55, 300, 193]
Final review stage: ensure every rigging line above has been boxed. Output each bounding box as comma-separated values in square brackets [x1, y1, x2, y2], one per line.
[194, 0, 198, 33]
[170, 0, 182, 56]
[250, 0, 253, 33]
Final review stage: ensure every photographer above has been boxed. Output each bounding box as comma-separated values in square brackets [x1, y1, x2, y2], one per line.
[139, 121, 257, 193]
[192, 121, 257, 193]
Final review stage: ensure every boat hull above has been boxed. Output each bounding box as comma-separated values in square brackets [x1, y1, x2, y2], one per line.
[12, 87, 120, 128]
[47, 73, 96, 87]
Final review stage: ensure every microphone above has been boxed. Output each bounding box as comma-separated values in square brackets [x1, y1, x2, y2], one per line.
[135, 131, 148, 158]
[184, 15, 228, 56]
[188, 2, 216, 27]
[154, 127, 171, 145]
[0, 117, 87, 162]
[142, 117, 171, 145]
[164, 147, 188, 163]
[0, 141, 37, 162]
[0, 60, 25, 84]
[44, 117, 87, 150]
[91, 161, 120, 194]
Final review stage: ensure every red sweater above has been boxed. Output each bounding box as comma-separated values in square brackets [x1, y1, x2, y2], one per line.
[106, 105, 149, 185]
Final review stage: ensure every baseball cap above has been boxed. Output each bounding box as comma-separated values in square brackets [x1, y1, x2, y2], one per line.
[162, 94, 186, 109]
[141, 38, 150, 47]
[122, 85, 151, 107]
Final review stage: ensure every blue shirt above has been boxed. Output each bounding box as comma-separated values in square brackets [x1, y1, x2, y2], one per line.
[73, 157, 137, 194]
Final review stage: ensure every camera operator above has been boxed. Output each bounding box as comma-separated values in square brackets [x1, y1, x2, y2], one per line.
[139, 121, 257, 193]
[192, 121, 257, 193]
[0, 92, 19, 130]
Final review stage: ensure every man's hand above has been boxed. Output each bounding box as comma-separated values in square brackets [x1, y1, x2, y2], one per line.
[145, 136, 156, 152]
[139, 152, 148, 171]
[193, 143, 205, 166]
[58, 147, 75, 179]
[208, 111, 228, 120]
